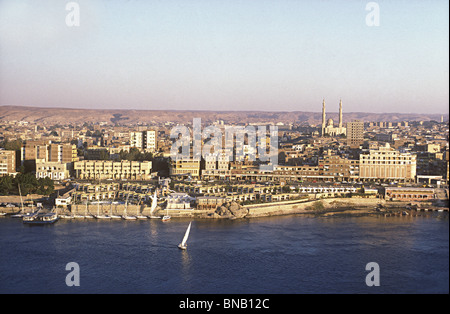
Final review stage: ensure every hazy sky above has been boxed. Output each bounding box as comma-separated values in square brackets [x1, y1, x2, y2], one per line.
[0, 0, 448, 113]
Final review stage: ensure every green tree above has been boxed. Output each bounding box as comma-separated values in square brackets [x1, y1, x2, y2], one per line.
[0, 175, 14, 195]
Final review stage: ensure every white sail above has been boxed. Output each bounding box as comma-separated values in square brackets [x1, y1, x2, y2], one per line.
[150, 190, 157, 213]
[180, 222, 192, 248]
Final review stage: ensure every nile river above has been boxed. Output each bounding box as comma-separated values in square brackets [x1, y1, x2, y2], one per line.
[0, 213, 448, 294]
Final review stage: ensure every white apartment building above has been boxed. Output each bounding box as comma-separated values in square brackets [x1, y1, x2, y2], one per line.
[36, 161, 70, 181]
[130, 130, 157, 152]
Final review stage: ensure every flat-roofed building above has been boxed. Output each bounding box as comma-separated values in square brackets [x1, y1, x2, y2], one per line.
[21, 141, 77, 164]
[36, 161, 70, 180]
[384, 187, 435, 201]
[74, 160, 152, 180]
[170, 158, 201, 177]
[0, 149, 16, 176]
[196, 196, 225, 210]
[48, 144, 78, 163]
[319, 151, 359, 181]
[130, 130, 157, 152]
[346, 120, 364, 147]
[359, 143, 416, 182]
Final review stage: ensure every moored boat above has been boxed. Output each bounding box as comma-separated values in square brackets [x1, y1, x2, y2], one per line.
[95, 214, 111, 219]
[23, 212, 58, 224]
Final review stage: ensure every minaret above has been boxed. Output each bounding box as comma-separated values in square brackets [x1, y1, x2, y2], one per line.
[321, 98, 326, 135]
[338, 99, 343, 128]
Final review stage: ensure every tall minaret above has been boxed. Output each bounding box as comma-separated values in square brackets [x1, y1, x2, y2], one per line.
[338, 99, 343, 128]
[321, 98, 326, 135]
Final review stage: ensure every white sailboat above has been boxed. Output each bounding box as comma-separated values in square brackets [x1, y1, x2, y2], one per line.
[149, 190, 160, 219]
[11, 184, 26, 218]
[178, 222, 192, 250]
[136, 200, 148, 219]
[73, 202, 85, 218]
[83, 201, 94, 218]
[122, 194, 137, 220]
[59, 213, 74, 219]
[162, 206, 171, 221]
[109, 195, 122, 219]
[95, 202, 110, 219]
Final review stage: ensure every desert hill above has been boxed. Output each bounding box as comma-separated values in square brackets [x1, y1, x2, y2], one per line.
[0, 105, 447, 126]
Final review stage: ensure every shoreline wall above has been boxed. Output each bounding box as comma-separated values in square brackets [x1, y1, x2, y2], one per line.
[70, 204, 150, 215]
[245, 198, 385, 218]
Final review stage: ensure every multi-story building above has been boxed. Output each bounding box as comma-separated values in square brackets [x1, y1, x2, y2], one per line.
[319, 151, 359, 182]
[346, 120, 364, 147]
[0, 149, 16, 176]
[170, 158, 201, 177]
[21, 141, 77, 164]
[359, 143, 416, 182]
[36, 161, 70, 180]
[48, 143, 78, 163]
[130, 130, 157, 152]
[20, 140, 50, 164]
[74, 160, 152, 180]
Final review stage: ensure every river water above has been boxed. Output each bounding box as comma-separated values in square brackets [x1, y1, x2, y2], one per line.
[0, 213, 448, 294]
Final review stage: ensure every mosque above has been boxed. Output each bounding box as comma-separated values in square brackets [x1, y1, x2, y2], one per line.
[321, 99, 347, 137]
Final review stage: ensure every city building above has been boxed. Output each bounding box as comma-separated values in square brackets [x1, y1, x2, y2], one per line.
[130, 130, 157, 152]
[166, 193, 195, 209]
[196, 196, 226, 210]
[21, 141, 77, 165]
[20, 140, 50, 164]
[74, 160, 153, 180]
[319, 151, 360, 182]
[346, 120, 364, 147]
[0, 149, 16, 176]
[384, 187, 435, 201]
[359, 143, 416, 182]
[36, 161, 71, 180]
[48, 143, 78, 163]
[170, 158, 201, 177]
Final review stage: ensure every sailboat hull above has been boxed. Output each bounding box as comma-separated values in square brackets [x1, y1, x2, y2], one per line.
[178, 244, 187, 250]
[95, 215, 111, 219]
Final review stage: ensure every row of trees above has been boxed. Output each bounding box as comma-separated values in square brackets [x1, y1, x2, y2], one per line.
[84, 147, 154, 161]
[0, 173, 54, 196]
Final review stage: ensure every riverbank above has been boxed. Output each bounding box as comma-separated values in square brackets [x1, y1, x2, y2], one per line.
[1, 196, 448, 219]
[244, 197, 448, 218]
[151, 197, 448, 219]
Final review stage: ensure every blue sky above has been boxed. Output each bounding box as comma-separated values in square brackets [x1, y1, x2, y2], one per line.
[0, 0, 448, 113]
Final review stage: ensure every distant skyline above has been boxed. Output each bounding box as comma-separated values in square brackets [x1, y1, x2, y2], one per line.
[0, 0, 448, 114]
